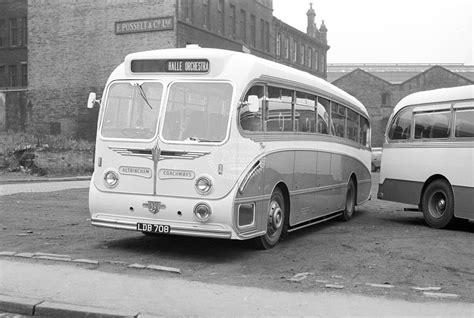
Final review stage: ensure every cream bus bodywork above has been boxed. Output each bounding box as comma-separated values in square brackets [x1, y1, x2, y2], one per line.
[89, 47, 371, 247]
[378, 85, 474, 226]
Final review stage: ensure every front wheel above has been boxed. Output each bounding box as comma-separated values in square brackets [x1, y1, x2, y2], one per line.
[340, 179, 356, 222]
[253, 188, 287, 249]
[421, 179, 455, 229]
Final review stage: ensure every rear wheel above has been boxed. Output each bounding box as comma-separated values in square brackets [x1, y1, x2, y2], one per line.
[340, 179, 356, 222]
[253, 188, 287, 249]
[421, 179, 455, 229]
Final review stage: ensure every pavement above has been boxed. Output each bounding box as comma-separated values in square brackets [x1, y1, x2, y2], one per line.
[2, 258, 474, 318]
[1, 177, 474, 317]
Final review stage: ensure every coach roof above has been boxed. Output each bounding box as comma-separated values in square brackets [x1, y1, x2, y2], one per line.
[393, 85, 474, 114]
[120, 47, 368, 117]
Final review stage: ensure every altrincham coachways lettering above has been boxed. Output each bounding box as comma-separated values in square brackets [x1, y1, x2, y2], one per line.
[158, 169, 195, 180]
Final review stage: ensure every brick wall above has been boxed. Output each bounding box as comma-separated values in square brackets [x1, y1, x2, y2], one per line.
[332, 67, 473, 147]
[28, 0, 177, 139]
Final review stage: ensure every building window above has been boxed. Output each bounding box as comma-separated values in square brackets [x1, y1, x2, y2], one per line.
[50, 122, 61, 135]
[264, 21, 270, 52]
[300, 44, 305, 65]
[10, 19, 18, 47]
[218, 0, 224, 34]
[230, 4, 236, 38]
[0, 65, 5, 87]
[284, 36, 289, 59]
[203, 0, 210, 29]
[276, 33, 281, 57]
[307, 47, 312, 67]
[319, 53, 325, 72]
[250, 14, 256, 47]
[314, 50, 319, 70]
[183, 0, 194, 23]
[0, 20, 6, 48]
[292, 40, 297, 62]
[9, 65, 17, 87]
[21, 63, 27, 87]
[21, 17, 27, 46]
[240, 9, 246, 43]
[260, 19, 264, 50]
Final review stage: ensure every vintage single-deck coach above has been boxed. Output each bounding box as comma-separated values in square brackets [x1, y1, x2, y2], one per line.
[378, 85, 474, 228]
[88, 46, 371, 248]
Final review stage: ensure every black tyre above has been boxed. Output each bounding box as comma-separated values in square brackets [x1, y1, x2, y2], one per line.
[340, 179, 356, 222]
[421, 179, 455, 229]
[253, 188, 287, 249]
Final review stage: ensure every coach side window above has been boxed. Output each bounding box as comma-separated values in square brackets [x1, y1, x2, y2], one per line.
[414, 111, 451, 139]
[266, 86, 293, 132]
[295, 91, 316, 133]
[359, 116, 369, 146]
[388, 108, 412, 140]
[331, 102, 346, 138]
[346, 108, 359, 143]
[240, 85, 264, 132]
[454, 109, 474, 138]
[316, 97, 330, 134]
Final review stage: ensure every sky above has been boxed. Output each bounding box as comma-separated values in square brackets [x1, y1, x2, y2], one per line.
[272, 0, 473, 65]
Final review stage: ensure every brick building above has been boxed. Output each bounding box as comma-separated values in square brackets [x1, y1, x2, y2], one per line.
[19, 0, 329, 139]
[329, 64, 474, 147]
[0, 0, 28, 131]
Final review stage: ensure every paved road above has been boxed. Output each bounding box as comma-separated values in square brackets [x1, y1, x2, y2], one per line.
[0, 180, 90, 196]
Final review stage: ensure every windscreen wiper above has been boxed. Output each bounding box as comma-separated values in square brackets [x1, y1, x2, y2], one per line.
[133, 83, 153, 110]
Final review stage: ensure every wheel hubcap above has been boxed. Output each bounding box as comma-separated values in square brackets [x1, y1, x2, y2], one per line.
[268, 201, 283, 237]
[429, 192, 447, 218]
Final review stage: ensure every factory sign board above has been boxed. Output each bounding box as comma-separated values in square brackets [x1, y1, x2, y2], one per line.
[115, 16, 174, 35]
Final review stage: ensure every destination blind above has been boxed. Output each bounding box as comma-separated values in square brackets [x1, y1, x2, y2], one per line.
[131, 59, 210, 73]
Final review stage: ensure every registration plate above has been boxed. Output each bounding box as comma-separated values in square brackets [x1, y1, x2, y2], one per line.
[137, 223, 171, 234]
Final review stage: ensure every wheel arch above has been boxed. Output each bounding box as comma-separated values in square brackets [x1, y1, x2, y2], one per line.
[348, 172, 358, 206]
[273, 181, 290, 216]
[270, 181, 291, 230]
[419, 174, 453, 207]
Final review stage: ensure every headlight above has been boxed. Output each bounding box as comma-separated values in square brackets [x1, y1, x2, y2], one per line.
[194, 203, 212, 222]
[104, 170, 119, 188]
[195, 176, 213, 195]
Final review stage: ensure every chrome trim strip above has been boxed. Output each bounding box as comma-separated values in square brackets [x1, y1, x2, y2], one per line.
[109, 146, 210, 161]
[288, 211, 342, 232]
[289, 183, 347, 196]
[236, 230, 266, 239]
[234, 194, 271, 204]
[239, 162, 263, 193]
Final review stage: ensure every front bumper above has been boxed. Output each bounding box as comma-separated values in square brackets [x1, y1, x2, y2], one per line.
[91, 214, 232, 239]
